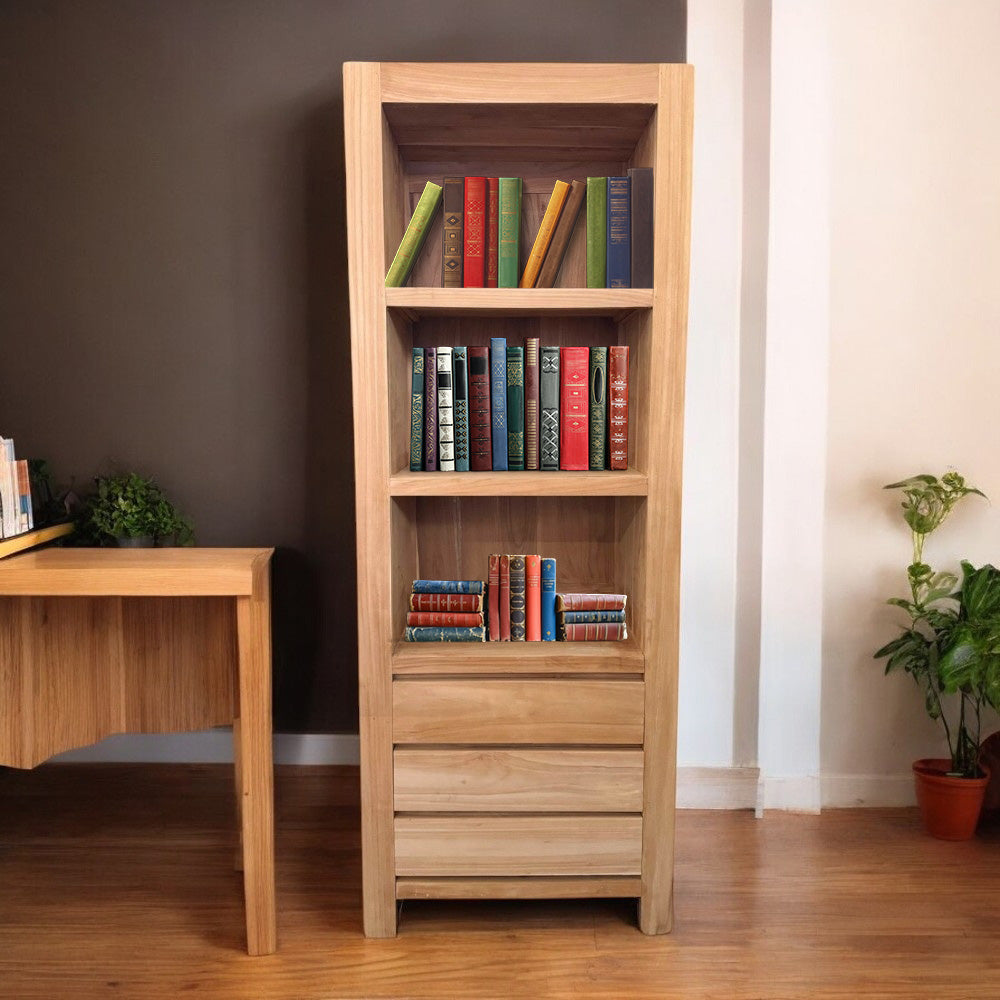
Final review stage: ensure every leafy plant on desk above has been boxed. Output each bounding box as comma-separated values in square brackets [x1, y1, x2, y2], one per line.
[87, 472, 194, 547]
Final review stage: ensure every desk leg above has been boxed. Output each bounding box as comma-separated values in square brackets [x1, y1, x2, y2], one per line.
[235, 580, 276, 956]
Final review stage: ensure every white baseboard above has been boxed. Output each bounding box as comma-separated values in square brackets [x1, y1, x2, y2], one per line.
[756, 774, 822, 814]
[821, 773, 915, 807]
[676, 766, 759, 809]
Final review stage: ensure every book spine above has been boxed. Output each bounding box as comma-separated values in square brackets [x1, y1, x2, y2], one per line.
[486, 177, 499, 287]
[488, 553, 501, 641]
[559, 610, 626, 624]
[499, 554, 511, 641]
[589, 346, 608, 471]
[453, 346, 470, 472]
[541, 557, 557, 641]
[525, 554, 541, 641]
[628, 167, 653, 288]
[520, 180, 570, 288]
[422, 347, 438, 472]
[559, 346, 589, 470]
[407, 612, 485, 627]
[524, 337, 540, 471]
[509, 554, 527, 641]
[539, 345, 560, 471]
[412, 579, 485, 595]
[409, 348, 425, 470]
[555, 593, 627, 612]
[497, 177, 522, 288]
[468, 346, 493, 471]
[385, 180, 443, 287]
[410, 593, 483, 613]
[608, 345, 630, 470]
[490, 337, 508, 470]
[586, 177, 607, 288]
[436, 347, 455, 471]
[462, 176, 487, 287]
[442, 176, 464, 287]
[17, 461, 32, 531]
[558, 622, 627, 642]
[405, 626, 486, 643]
[536, 179, 586, 288]
[506, 346, 524, 471]
[606, 176, 631, 288]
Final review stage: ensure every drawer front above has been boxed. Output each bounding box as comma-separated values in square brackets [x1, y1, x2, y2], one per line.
[392, 678, 644, 744]
[394, 748, 643, 812]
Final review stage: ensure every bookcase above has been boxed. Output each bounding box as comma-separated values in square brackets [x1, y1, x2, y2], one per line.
[344, 62, 693, 937]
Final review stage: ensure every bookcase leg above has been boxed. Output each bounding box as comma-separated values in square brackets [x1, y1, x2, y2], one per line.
[639, 884, 674, 935]
[232, 715, 244, 872]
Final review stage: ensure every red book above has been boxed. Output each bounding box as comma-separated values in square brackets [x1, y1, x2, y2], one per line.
[555, 593, 627, 612]
[524, 337, 540, 471]
[608, 345, 630, 470]
[499, 554, 511, 641]
[406, 612, 485, 627]
[488, 553, 501, 641]
[525, 554, 541, 641]
[463, 177, 487, 287]
[410, 593, 484, 613]
[468, 346, 492, 471]
[559, 347, 589, 470]
[486, 177, 499, 287]
[560, 622, 628, 641]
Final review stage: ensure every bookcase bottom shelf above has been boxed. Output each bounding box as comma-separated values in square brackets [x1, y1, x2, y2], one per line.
[396, 876, 642, 900]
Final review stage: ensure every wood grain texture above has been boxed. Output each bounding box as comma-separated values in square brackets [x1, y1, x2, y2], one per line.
[389, 469, 647, 497]
[396, 876, 642, 900]
[385, 287, 652, 317]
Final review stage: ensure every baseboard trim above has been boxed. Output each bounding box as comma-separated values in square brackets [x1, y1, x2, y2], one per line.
[676, 766, 759, 809]
[757, 774, 822, 814]
[821, 773, 916, 808]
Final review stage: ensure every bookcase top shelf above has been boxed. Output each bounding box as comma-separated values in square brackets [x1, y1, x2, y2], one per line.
[388, 469, 648, 498]
[385, 288, 653, 320]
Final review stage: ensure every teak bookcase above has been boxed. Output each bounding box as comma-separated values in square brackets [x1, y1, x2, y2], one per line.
[344, 62, 693, 938]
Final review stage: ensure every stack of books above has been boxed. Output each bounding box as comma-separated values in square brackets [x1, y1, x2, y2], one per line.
[0, 436, 34, 540]
[486, 554, 558, 642]
[556, 593, 628, 641]
[404, 579, 486, 642]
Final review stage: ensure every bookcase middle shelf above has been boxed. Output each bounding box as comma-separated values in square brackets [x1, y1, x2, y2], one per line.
[388, 469, 648, 497]
[385, 287, 653, 319]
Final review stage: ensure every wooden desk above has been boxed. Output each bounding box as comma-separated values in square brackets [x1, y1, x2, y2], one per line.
[0, 547, 276, 956]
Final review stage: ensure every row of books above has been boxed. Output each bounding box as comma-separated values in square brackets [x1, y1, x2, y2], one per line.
[402, 570, 628, 643]
[410, 341, 628, 472]
[385, 172, 652, 290]
[0, 437, 34, 540]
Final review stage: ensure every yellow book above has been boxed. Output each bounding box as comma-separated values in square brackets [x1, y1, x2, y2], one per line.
[519, 180, 570, 288]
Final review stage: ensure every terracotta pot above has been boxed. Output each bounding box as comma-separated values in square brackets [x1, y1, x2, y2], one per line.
[912, 758, 990, 841]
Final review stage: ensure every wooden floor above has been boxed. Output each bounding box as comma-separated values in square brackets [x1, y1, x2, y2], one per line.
[0, 765, 998, 999]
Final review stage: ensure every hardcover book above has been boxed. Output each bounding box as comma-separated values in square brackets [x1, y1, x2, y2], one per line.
[524, 336, 540, 470]
[586, 177, 607, 288]
[589, 346, 608, 471]
[442, 176, 464, 287]
[385, 180, 442, 287]
[410, 593, 483, 613]
[463, 176, 487, 287]
[468, 346, 493, 471]
[436, 346, 455, 471]
[404, 626, 486, 642]
[488, 553, 501, 641]
[539, 345, 560, 471]
[536, 179, 585, 288]
[453, 346, 470, 471]
[606, 175, 631, 288]
[407, 612, 485, 627]
[525, 554, 541, 641]
[555, 593, 627, 612]
[409, 347, 424, 471]
[499, 554, 511, 641]
[498, 177, 522, 288]
[506, 345, 525, 471]
[422, 347, 438, 472]
[520, 180, 570, 288]
[486, 177, 499, 287]
[412, 579, 485, 595]
[509, 554, 527, 641]
[490, 337, 508, 470]
[558, 610, 626, 624]
[608, 345, 630, 470]
[559, 346, 589, 470]
[558, 622, 627, 641]
[541, 557, 557, 641]
[628, 167, 653, 288]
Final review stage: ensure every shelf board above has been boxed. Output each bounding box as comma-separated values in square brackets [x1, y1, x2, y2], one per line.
[0, 522, 74, 560]
[385, 287, 652, 319]
[392, 636, 644, 676]
[389, 469, 647, 497]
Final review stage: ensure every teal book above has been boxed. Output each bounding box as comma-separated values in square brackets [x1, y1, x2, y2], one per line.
[559, 610, 626, 624]
[586, 177, 607, 288]
[506, 346, 524, 471]
[409, 347, 424, 471]
[498, 177, 522, 288]
[412, 580, 485, 595]
[404, 625, 486, 642]
[541, 558, 557, 641]
[490, 337, 508, 470]
[385, 180, 443, 287]
[589, 346, 608, 470]
[453, 346, 470, 472]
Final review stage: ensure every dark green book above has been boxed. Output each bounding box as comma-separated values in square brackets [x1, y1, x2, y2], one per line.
[506, 346, 524, 470]
[409, 347, 424, 471]
[589, 346, 608, 470]
[498, 177, 522, 288]
[586, 177, 607, 288]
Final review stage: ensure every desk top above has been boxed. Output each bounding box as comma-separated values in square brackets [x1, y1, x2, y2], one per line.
[0, 547, 273, 597]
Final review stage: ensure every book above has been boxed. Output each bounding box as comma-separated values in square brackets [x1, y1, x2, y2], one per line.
[422, 347, 438, 472]
[453, 347, 470, 471]
[520, 180, 570, 288]
[536, 179, 585, 288]
[410, 593, 483, 613]
[524, 336, 540, 471]
[404, 626, 486, 642]
[629, 167, 653, 288]
[525, 554, 541, 641]
[412, 579, 485, 595]
[558, 622, 628, 641]
[488, 553, 501, 641]
[498, 177, 522, 288]
[606, 176, 631, 288]
[608, 345, 630, 470]
[16, 461, 33, 531]
[506, 345, 524, 471]
[437, 347, 455, 471]
[558, 610, 626, 624]
[499, 554, 511, 641]
[540, 345, 560, 471]
[409, 348, 425, 471]
[407, 611, 485, 627]
[541, 557, 557, 641]
[463, 176, 487, 287]
[385, 180, 442, 287]
[486, 177, 499, 287]
[468, 346, 493, 471]
[442, 176, 464, 287]
[589, 346, 608, 471]
[556, 593, 627, 612]
[490, 337, 508, 470]
[559, 346, 589, 470]
[586, 177, 607, 288]
[509, 554, 527, 641]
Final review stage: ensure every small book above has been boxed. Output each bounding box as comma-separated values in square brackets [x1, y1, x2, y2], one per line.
[541, 557, 557, 641]
[589, 346, 608, 471]
[453, 346, 470, 471]
[506, 345, 524, 471]
[524, 336, 540, 471]
[488, 553, 501, 641]
[442, 176, 464, 287]
[422, 347, 438, 472]
[606, 176, 631, 288]
[558, 622, 627, 641]
[463, 176, 487, 287]
[509, 555, 527, 641]
[559, 346, 589, 471]
[490, 337, 508, 470]
[536, 179, 586, 288]
[608, 345, 630, 470]
[586, 177, 607, 288]
[498, 177, 522, 288]
[409, 347, 424, 471]
[520, 180, 570, 288]
[385, 180, 443, 287]
[407, 612, 485, 627]
[486, 177, 500, 287]
[468, 346, 492, 471]
[499, 554, 511, 641]
[540, 345, 560, 471]
[412, 579, 485, 595]
[437, 347, 455, 471]
[628, 167, 653, 288]
[405, 626, 486, 643]
[556, 593, 627, 612]
[558, 610, 626, 624]
[525, 554, 541, 641]
[410, 593, 483, 613]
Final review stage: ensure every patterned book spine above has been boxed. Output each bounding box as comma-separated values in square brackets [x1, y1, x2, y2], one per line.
[437, 347, 455, 472]
[520, 180, 570, 288]
[628, 167, 653, 288]
[586, 177, 607, 288]
[589, 346, 608, 471]
[422, 347, 438, 472]
[509, 555, 527, 641]
[409, 348, 424, 470]
[506, 346, 524, 471]
[405, 626, 486, 643]
[490, 337, 508, 470]
[606, 176, 631, 288]
[453, 346, 470, 471]
[468, 346, 493, 471]
[499, 554, 511, 641]
[558, 622, 628, 641]
[608, 345, 630, 470]
[17, 460, 33, 530]
[410, 593, 483, 613]
[463, 176, 487, 287]
[498, 177, 522, 288]
[488, 553, 501, 641]
[407, 612, 485, 627]
[385, 180, 443, 287]
[412, 580, 485, 595]
[559, 346, 589, 470]
[442, 176, 464, 287]
[556, 593, 627, 612]
[525, 554, 541, 641]
[539, 345, 560, 471]
[486, 177, 499, 287]
[536, 179, 586, 288]
[559, 610, 626, 624]
[541, 558, 557, 641]
[524, 337, 540, 471]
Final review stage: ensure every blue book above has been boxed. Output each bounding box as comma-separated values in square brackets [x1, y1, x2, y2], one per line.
[409, 348, 424, 471]
[411, 579, 485, 595]
[606, 175, 631, 288]
[541, 558, 557, 641]
[490, 336, 508, 470]
[404, 626, 486, 642]
[559, 610, 626, 624]
[453, 347, 470, 471]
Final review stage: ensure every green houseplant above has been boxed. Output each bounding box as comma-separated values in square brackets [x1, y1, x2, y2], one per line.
[88, 472, 194, 547]
[875, 472, 999, 839]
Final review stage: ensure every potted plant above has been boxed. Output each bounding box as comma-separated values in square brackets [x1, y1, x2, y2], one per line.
[875, 471, 999, 839]
[87, 472, 194, 547]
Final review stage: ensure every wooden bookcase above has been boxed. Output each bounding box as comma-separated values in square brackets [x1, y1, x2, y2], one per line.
[343, 62, 693, 938]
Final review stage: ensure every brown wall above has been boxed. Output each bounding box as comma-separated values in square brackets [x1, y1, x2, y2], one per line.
[0, 1, 685, 732]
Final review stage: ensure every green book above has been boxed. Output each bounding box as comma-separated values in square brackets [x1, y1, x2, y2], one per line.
[506, 345, 524, 470]
[586, 177, 607, 288]
[498, 177, 522, 288]
[589, 346, 608, 470]
[385, 181, 442, 287]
